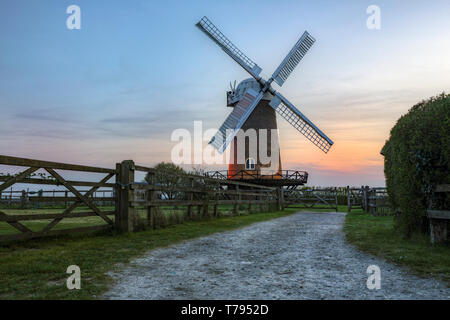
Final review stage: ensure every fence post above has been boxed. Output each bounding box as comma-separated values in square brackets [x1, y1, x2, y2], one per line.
[346, 186, 351, 212]
[258, 189, 263, 212]
[20, 190, 26, 209]
[360, 186, 364, 211]
[363, 186, 369, 212]
[213, 188, 219, 217]
[248, 186, 253, 213]
[276, 187, 282, 211]
[187, 178, 194, 219]
[372, 189, 377, 216]
[371, 189, 375, 216]
[203, 201, 209, 218]
[115, 163, 120, 230]
[368, 188, 372, 215]
[233, 185, 239, 216]
[335, 187, 338, 212]
[202, 183, 209, 218]
[115, 160, 136, 233]
[147, 171, 156, 229]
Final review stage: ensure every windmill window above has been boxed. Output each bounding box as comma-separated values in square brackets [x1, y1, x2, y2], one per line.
[245, 158, 256, 170]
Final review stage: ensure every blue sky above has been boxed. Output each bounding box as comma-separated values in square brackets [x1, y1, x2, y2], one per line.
[1, 0, 449, 186]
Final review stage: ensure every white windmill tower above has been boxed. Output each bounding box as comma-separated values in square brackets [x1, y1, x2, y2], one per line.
[196, 16, 333, 186]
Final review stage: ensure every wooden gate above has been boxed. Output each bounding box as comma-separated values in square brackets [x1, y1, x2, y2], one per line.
[367, 188, 390, 216]
[284, 187, 338, 211]
[347, 186, 390, 215]
[347, 187, 364, 212]
[0, 155, 116, 242]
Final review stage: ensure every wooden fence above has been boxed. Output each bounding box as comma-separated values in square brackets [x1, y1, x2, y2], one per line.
[347, 186, 390, 215]
[4, 155, 390, 245]
[0, 156, 281, 243]
[283, 187, 338, 211]
[0, 155, 116, 243]
[367, 187, 390, 216]
[0, 189, 114, 208]
[116, 161, 280, 232]
[347, 187, 364, 212]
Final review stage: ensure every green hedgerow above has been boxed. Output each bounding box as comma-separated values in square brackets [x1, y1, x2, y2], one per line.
[381, 93, 450, 238]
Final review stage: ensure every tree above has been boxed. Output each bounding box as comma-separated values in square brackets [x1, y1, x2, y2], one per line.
[145, 162, 188, 200]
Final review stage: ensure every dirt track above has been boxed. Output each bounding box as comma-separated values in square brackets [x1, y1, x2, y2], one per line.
[103, 212, 449, 299]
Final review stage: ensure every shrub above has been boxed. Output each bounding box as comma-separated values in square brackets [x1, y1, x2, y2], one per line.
[381, 93, 450, 238]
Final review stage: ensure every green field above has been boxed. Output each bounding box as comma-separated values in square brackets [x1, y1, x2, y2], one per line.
[344, 209, 450, 286]
[0, 207, 297, 299]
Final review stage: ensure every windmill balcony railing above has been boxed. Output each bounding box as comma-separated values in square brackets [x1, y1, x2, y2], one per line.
[204, 170, 308, 183]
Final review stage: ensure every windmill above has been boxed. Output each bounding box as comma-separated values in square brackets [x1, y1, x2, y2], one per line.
[196, 16, 333, 185]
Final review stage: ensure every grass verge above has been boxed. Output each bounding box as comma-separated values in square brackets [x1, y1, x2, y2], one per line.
[0, 208, 297, 299]
[344, 209, 450, 286]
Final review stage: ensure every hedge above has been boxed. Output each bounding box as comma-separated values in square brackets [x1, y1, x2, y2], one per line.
[381, 93, 450, 238]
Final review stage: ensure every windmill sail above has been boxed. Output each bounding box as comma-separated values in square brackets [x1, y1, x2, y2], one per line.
[210, 88, 264, 153]
[197, 16, 334, 154]
[269, 92, 333, 153]
[196, 16, 262, 79]
[271, 31, 315, 87]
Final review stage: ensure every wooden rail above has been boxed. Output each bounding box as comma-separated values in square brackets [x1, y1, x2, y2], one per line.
[283, 187, 338, 211]
[0, 155, 116, 243]
[0, 189, 115, 210]
[347, 187, 364, 212]
[347, 186, 390, 215]
[367, 188, 390, 216]
[0, 156, 284, 243]
[0, 155, 115, 174]
[115, 161, 280, 231]
[204, 169, 308, 184]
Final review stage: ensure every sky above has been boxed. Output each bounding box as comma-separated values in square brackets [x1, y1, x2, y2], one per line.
[0, 0, 449, 187]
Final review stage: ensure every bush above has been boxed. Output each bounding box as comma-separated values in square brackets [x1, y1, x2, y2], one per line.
[381, 93, 450, 238]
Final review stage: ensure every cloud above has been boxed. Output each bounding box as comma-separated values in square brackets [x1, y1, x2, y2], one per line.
[14, 111, 69, 122]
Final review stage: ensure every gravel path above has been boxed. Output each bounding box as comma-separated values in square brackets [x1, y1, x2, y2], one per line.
[103, 212, 449, 299]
